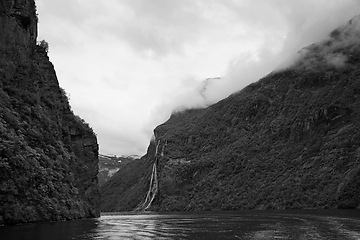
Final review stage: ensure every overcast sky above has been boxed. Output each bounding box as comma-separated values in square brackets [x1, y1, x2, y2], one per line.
[36, 0, 360, 157]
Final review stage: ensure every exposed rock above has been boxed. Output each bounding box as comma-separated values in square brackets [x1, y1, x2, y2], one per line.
[101, 15, 360, 212]
[0, 0, 100, 224]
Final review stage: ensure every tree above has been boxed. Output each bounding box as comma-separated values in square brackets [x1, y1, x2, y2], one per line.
[38, 40, 49, 53]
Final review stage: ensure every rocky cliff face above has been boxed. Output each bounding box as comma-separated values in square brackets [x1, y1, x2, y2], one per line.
[0, 0, 100, 224]
[101, 16, 360, 212]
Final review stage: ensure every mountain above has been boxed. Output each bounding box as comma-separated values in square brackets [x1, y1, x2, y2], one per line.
[98, 154, 136, 187]
[0, 0, 100, 224]
[101, 15, 360, 212]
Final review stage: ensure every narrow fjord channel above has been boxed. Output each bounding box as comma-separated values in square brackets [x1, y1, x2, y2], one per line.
[1, 210, 360, 239]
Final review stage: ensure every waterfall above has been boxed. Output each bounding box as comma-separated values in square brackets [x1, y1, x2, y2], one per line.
[143, 162, 158, 210]
[135, 140, 160, 211]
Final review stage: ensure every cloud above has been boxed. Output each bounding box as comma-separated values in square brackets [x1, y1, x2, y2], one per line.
[106, 0, 277, 58]
[142, 0, 360, 145]
[98, 0, 205, 57]
[325, 53, 348, 69]
[289, 14, 360, 72]
[155, 0, 360, 111]
[36, 0, 360, 156]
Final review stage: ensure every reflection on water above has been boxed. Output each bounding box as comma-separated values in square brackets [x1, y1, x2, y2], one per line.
[1, 210, 360, 239]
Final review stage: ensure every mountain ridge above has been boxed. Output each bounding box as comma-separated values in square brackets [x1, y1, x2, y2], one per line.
[101, 15, 360, 212]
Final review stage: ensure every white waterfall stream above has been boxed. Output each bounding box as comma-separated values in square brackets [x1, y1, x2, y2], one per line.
[143, 162, 158, 210]
[135, 140, 160, 211]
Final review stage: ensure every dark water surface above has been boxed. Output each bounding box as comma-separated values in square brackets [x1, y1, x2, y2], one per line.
[1, 210, 360, 239]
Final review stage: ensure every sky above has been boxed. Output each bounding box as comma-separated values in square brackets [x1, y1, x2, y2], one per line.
[35, 0, 360, 157]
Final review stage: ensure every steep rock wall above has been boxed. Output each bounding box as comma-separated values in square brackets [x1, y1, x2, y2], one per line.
[0, 0, 100, 224]
[101, 16, 360, 212]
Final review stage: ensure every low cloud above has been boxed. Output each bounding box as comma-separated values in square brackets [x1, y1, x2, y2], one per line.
[289, 15, 360, 72]
[325, 53, 348, 69]
[151, 0, 360, 115]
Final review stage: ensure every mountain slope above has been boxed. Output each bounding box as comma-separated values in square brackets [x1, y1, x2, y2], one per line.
[98, 154, 135, 187]
[101, 16, 360, 212]
[0, 0, 100, 224]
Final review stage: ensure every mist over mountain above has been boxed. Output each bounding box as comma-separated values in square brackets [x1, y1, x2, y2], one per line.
[101, 15, 360, 212]
[141, 2, 360, 146]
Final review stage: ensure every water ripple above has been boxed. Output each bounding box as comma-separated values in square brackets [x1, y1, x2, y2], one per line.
[1, 210, 360, 239]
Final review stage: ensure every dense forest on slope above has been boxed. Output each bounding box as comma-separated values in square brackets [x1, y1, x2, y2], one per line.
[0, 0, 100, 224]
[101, 15, 360, 212]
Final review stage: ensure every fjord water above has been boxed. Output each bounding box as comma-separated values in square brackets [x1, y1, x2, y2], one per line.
[1, 210, 360, 240]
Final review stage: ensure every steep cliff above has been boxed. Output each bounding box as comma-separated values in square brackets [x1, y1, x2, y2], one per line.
[101, 15, 360, 212]
[0, 0, 100, 224]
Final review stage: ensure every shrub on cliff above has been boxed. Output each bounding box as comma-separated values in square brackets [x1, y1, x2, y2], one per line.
[37, 40, 49, 53]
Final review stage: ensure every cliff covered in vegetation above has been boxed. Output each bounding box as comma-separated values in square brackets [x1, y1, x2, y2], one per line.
[101, 16, 360, 212]
[0, 0, 100, 224]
